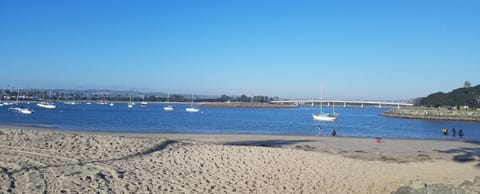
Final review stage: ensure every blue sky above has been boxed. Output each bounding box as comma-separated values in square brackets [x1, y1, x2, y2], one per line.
[1, 0, 479, 100]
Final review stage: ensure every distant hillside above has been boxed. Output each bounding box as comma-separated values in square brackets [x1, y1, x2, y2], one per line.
[416, 84, 480, 109]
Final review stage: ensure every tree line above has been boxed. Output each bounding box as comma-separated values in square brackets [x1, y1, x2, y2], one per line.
[416, 81, 480, 109]
[0, 90, 279, 103]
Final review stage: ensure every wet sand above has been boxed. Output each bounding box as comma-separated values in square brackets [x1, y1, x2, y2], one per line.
[0, 125, 479, 193]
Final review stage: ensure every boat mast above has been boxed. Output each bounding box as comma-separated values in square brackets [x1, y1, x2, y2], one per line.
[320, 84, 323, 113]
[48, 90, 52, 103]
[191, 94, 194, 108]
[16, 88, 20, 105]
[332, 100, 335, 114]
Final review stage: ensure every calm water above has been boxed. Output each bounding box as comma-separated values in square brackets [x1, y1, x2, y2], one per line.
[1, 103, 479, 140]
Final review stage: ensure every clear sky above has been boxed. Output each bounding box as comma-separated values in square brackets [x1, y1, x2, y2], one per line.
[1, 0, 479, 100]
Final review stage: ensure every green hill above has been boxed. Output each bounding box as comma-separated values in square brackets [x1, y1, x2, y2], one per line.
[417, 84, 480, 109]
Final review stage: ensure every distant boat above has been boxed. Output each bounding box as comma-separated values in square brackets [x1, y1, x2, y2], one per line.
[312, 85, 336, 121]
[37, 102, 56, 109]
[9, 88, 34, 115]
[9, 107, 34, 114]
[128, 96, 134, 108]
[163, 92, 174, 111]
[37, 90, 56, 109]
[64, 101, 78, 105]
[185, 107, 199, 112]
[110, 102, 114, 106]
[140, 95, 147, 108]
[312, 111, 336, 121]
[164, 105, 174, 111]
[185, 94, 199, 112]
[97, 99, 108, 105]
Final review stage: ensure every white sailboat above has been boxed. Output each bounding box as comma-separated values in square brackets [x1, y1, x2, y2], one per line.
[128, 96, 134, 108]
[163, 92, 174, 111]
[185, 94, 199, 112]
[37, 90, 56, 109]
[9, 106, 34, 114]
[140, 95, 147, 108]
[9, 88, 34, 114]
[312, 86, 336, 121]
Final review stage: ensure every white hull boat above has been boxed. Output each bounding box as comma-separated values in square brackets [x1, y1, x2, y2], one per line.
[9, 107, 34, 114]
[37, 103, 56, 109]
[186, 94, 200, 112]
[37, 90, 56, 109]
[312, 85, 336, 122]
[185, 107, 199, 112]
[128, 96, 134, 108]
[312, 113, 336, 121]
[164, 93, 174, 111]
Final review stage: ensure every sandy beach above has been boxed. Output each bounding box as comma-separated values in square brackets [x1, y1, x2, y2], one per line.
[0, 125, 479, 193]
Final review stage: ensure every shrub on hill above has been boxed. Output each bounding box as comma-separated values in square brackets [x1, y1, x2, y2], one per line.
[418, 84, 480, 109]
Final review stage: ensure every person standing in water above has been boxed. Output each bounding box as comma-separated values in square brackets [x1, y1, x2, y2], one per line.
[459, 129, 464, 139]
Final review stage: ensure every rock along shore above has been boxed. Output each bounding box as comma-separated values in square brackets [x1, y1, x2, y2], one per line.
[382, 107, 480, 121]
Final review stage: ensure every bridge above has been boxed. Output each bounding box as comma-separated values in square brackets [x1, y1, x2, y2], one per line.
[271, 99, 414, 108]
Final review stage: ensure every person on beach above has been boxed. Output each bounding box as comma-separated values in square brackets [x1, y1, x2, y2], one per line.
[459, 129, 464, 139]
[452, 128, 456, 137]
[331, 129, 336, 136]
[375, 137, 381, 143]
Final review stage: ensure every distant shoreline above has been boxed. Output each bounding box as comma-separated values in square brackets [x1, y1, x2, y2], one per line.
[382, 107, 480, 121]
[6, 100, 300, 108]
[198, 102, 299, 108]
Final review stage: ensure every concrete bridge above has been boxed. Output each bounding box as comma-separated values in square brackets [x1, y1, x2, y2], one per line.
[271, 99, 414, 108]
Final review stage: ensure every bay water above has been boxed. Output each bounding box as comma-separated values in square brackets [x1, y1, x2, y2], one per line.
[1, 103, 479, 140]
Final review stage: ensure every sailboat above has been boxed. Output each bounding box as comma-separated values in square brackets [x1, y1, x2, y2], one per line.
[128, 96, 134, 108]
[185, 94, 199, 112]
[163, 92, 174, 111]
[140, 95, 147, 108]
[312, 86, 336, 121]
[37, 90, 56, 109]
[9, 88, 34, 114]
